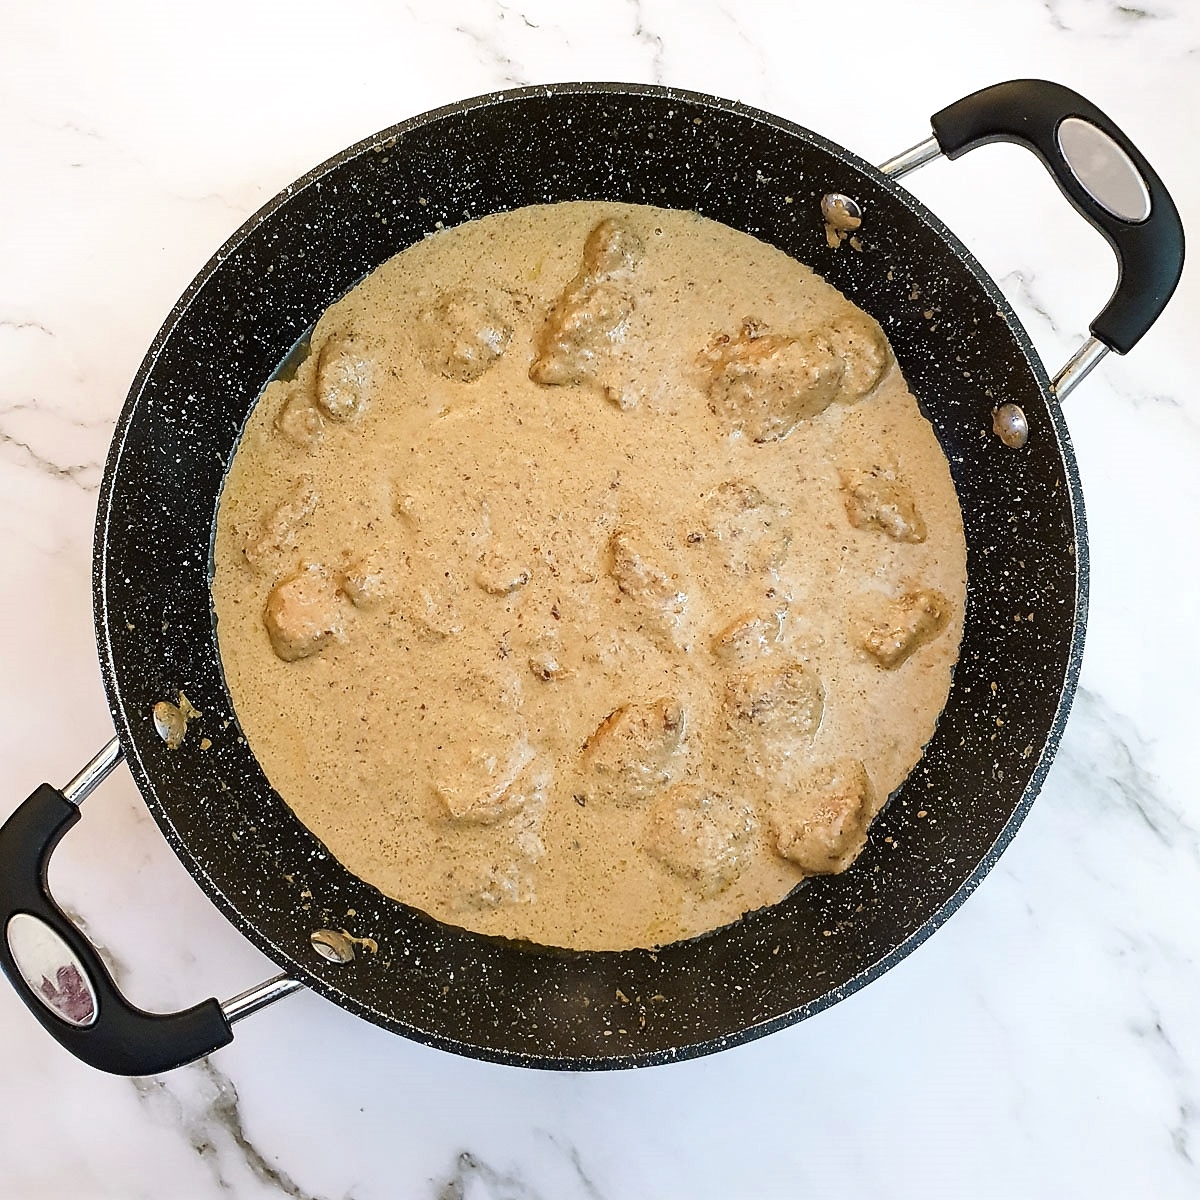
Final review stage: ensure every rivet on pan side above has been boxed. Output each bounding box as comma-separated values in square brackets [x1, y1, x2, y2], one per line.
[310, 929, 355, 963]
[992, 403, 1029, 448]
[821, 193, 862, 230]
[152, 692, 201, 750]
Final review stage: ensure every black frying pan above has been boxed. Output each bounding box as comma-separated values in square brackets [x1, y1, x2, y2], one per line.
[0, 80, 1184, 1075]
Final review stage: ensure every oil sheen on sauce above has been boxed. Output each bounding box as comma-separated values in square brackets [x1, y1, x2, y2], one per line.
[210, 201, 967, 951]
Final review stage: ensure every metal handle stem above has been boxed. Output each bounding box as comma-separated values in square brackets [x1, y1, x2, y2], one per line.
[878, 136, 943, 180]
[1051, 336, 1110, 402]
[221, 973, 305, 1024]
[61, 737, 124, 806]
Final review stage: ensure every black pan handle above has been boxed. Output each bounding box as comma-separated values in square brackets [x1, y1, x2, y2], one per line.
[0, 774, 234, 1075]
[929, 79, 1184, 355]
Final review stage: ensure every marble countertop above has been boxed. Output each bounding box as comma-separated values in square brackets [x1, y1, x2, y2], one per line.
[2, 2, 1198, 1197]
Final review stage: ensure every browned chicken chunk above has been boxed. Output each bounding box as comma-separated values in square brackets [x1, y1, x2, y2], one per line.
[768, 758, 874, 873]
[703, 322, 846, 442]
[339, 556, 388, 610]
[859, 587, 950, 668]
[476, 550, 532, 596]
[529, 219, 645, 390]
[840, 466, 927, 543]
[274, 392, 325, 449]
[608, 525, 688, 643]
[645, 784, 758, 898]
[582, 698, 686, 806]
[263, 564, 345, 662]
[724, 660, 825, 747]
[314, 338, 373, 420]
[687, 478, 791, 575]
[710, 608, 784, 665]
[243, 477, 318, 568]
[826, 308, 891, 401]
[431, 717, 538, 824]
[417, 288, 514, 382]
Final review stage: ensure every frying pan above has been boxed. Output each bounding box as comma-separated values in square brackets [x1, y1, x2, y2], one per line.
[0, 80, 1184, 1075]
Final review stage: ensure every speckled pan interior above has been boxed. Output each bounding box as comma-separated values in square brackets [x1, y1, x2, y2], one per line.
[93, 84, 1087, 1069]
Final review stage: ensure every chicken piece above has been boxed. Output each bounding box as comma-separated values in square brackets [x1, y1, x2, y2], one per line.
[580, 219, 643, 276]
[474, 861, 535, 907]
[527, 630, 568, 682]
[339, 556, 388, 610]
[476, 550, 531, 596]
[392, 491, 422, 532]
[703, 321, 846, 442]
[431, 720, 538, 824]
[446, 772, 549, 909]
[416, 288, 514, 383]
[839, 466, 927, 543]
[768, 758, 875, 874]
[826, 308, 891, 401]
[529, 219, 645, 389]
[644, 784, 758, 898]
[859, 588, 950, 668]
[687, 479, 790, 575]
[609, 527, 682, 605]
[528, 650, 566, 681]
[243, 477, 318, 568]
[608, 526, 689, 644]
[401, 563, 464, 641]
[314, 338, 373, 421]
[711, 608, 784, 665]
[263, 564, 345, 662]
[724, 660, 825, 756]
[582, 698, 687, 806]
[274, 391, 325, 449]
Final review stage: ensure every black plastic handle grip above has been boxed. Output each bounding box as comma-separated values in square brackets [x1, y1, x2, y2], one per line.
[930, 79, 1184, 355]
[0, 783, 233, 1075]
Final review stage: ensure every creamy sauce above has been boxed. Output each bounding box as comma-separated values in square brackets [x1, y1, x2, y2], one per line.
[211, 201, 967, 951]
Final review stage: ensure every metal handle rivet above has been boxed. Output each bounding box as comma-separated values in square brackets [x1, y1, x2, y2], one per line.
[993, 403, 1029, 448]
[820, 193, 863, 231]
[310, 929, 356, 963]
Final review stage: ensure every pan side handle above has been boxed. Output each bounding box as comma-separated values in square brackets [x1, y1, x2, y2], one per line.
[0, 744, 236, 1075]
[923, 79, 1184, 360]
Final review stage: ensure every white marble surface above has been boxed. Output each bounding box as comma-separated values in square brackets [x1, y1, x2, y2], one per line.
[1, 1, 1198, 1196]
